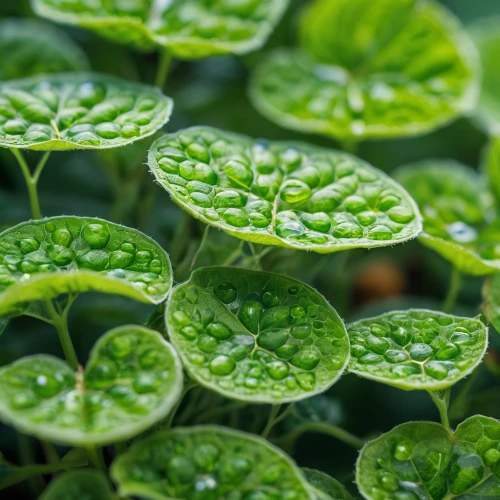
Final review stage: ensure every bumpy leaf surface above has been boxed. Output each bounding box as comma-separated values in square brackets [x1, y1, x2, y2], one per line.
[303, 468, 353, 500]
[0, 326, 183, 446]
[0, 73, 173, 151]
[167, 267, 349, 403]
[149, 127, 421, 253]
[32, 0, 289, 58]
[348, 309, 488, 390]
[112, 425, 313, 499]
[0, 216, 172, 316]
[250, 0, 478, 141]
[0, 19, 89, 81]
[394, 160, 500, 275]
[40, 470, 114, 499]
[483, 275, 500, 334]
[356, 415, 500, 499]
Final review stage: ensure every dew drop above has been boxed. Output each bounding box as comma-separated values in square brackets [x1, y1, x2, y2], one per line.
[206, 322, 232, 340]
[209, 355, 236, 376]
[214, 281, 237, 304]
[409, 343, 433, 361]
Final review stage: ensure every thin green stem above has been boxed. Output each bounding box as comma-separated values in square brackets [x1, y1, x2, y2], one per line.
[11, 148, 43, 219]
[442, 267, 462, 313]
[41, 441, 59, 465]
[86, 446, 106, 473]
[163, 381, 197, 429]
[261, 404, 282, 439]
[33, 151, 51, 183]
[17, 433, 45, 494]
[428, 389, 451, 432]
[155, 48, 173, 90]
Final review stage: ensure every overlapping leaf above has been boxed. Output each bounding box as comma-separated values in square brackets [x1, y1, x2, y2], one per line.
[149, 127, 422, 253]
[304, 468, 353, 500]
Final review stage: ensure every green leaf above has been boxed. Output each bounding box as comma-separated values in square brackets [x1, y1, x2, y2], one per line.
[32, 0, 289, 58]
[356, 415, 500, 499]
[111, 425, 312, 499]
[348, 309, 488, 390]
[303, 468, 353, 500]
[394, 160, 500, 275]
[0, 73, 173, 151]
[166, 266, 349, 403]
[483, 274, 500, 334]
[0, 19, 89, 82]
[483, 137, 500, 206]
[40, 470, 114, 499]
[250, 0, 479, 141]
[149, 126, 422, 253]
[0, 325, 183, 446]
[0, 216, 173, 316]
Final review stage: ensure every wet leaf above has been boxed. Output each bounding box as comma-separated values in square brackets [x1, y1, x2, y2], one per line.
[0, 325, 183, 446]
[303, 468, 353, 500]
[40, 469, 114, 499]
[149, 126, 422, 253]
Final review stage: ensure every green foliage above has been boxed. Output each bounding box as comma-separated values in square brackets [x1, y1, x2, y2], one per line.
[0, 73, 172, 151]
[250, 0, 479, 141]
[111, 425, 312, 499]
[356, 415, 500, 499]
[303, 468, 352, 500]
[167, 266, 349, 402]
[483, 274, 500, 334]
[40, 469, 114, 499]
[149, 126, 422, 253]
[0, 216, 172, 316]
[483, 136, 500, 205]
[32, 0, 289, 58]
[0, 326, 183, 446]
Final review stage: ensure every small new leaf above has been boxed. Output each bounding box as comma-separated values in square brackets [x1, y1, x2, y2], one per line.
[40, 470, 114, 500]
[0, 326, 183, 446]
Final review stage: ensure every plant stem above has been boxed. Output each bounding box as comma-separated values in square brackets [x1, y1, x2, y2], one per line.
[17, 433, 45, 494]
[155, 48, 173, 90]
[442, 267, 462, 313]
[428, 389, 451, 432]
[163, 380, 197, 429]
[86, 446, 106, 473]
[261, 405, 282, 438]
[10, 149, 51, 220]
[41, 441, 59, 465]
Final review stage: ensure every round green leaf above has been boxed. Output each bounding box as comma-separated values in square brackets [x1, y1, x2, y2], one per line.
[348, 309, 488, 390]
[167, 267, 349, 403]
[483, 274, 500, 334]
[111, 425, 312, 499]
[0, 325, 183, 446]
[394, 160, 500, 276]
[250, 0, 479, 141]
[0, 73, 173, 151]
[40, 470, 114, 500]
[0, 216, 173, 316]
[303, 468, 353, 500]
[0, 19, 89, 82]
[149, 126, 422, 253]
[32, 0, 289, 58]
[356, 415, 500, 500]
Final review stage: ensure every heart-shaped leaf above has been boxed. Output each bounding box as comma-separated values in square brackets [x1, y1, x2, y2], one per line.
[0, 73, 173, 151]
[304, 468, 353, 500]
[394, 160, 500, 275]
[348, 309, 488, 390]
[149, 127, 422, 253]
[166, 266, 349, 403]
[111, 425, 312, 499]
[0, 216, 172, 316]
[356, 415, 500, 499]
[250, 0, 479, 141]
[40, 470, 114, 500]
[32, 0, 289, 58]
[0, 19, 89, 82]
[0, 325, 183, 446]
[483, 275, 500, 334]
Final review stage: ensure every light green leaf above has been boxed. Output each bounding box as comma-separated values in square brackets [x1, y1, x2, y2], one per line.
[356, 415, 500, 499]
[0, 19, 89, 82]
[348, 309, 488, 390]
[250, 0, 479, 141]
[111, 425, 313, 499]
[166, 266, 349, 403]
[32, 0, 289, 58]
[149, 126, 422, 253]
[0, 325, 183, 446]
[304, 468, 353, 500]
[483, 274, 500, 334]
[483, 137, 500, 206]
[0, 216, 173, 316]
[40, 470, 114, 499]
[0, 73, 173, 151]
[394, 160, 500, 275]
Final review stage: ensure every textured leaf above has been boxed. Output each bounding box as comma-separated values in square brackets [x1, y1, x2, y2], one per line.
[111, 425, 313, 499]
[394, 160, 500, 275]
[304, 468, 353, 500]
[0, 73, 173, 151]
[166, 266, 349, 403]
[0, 19, 89, 82]
[32, 0, 289, 58]
[40, 470, 114, 499]
[0, 325, 183, 446]
[348, 309, 488, 390]
[483, 275, 500, 334]
[149, 126, 422, 253]
[356, 415, 500, 499]
[250, 0, 479, 141]
[0, 216, 173, 316]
